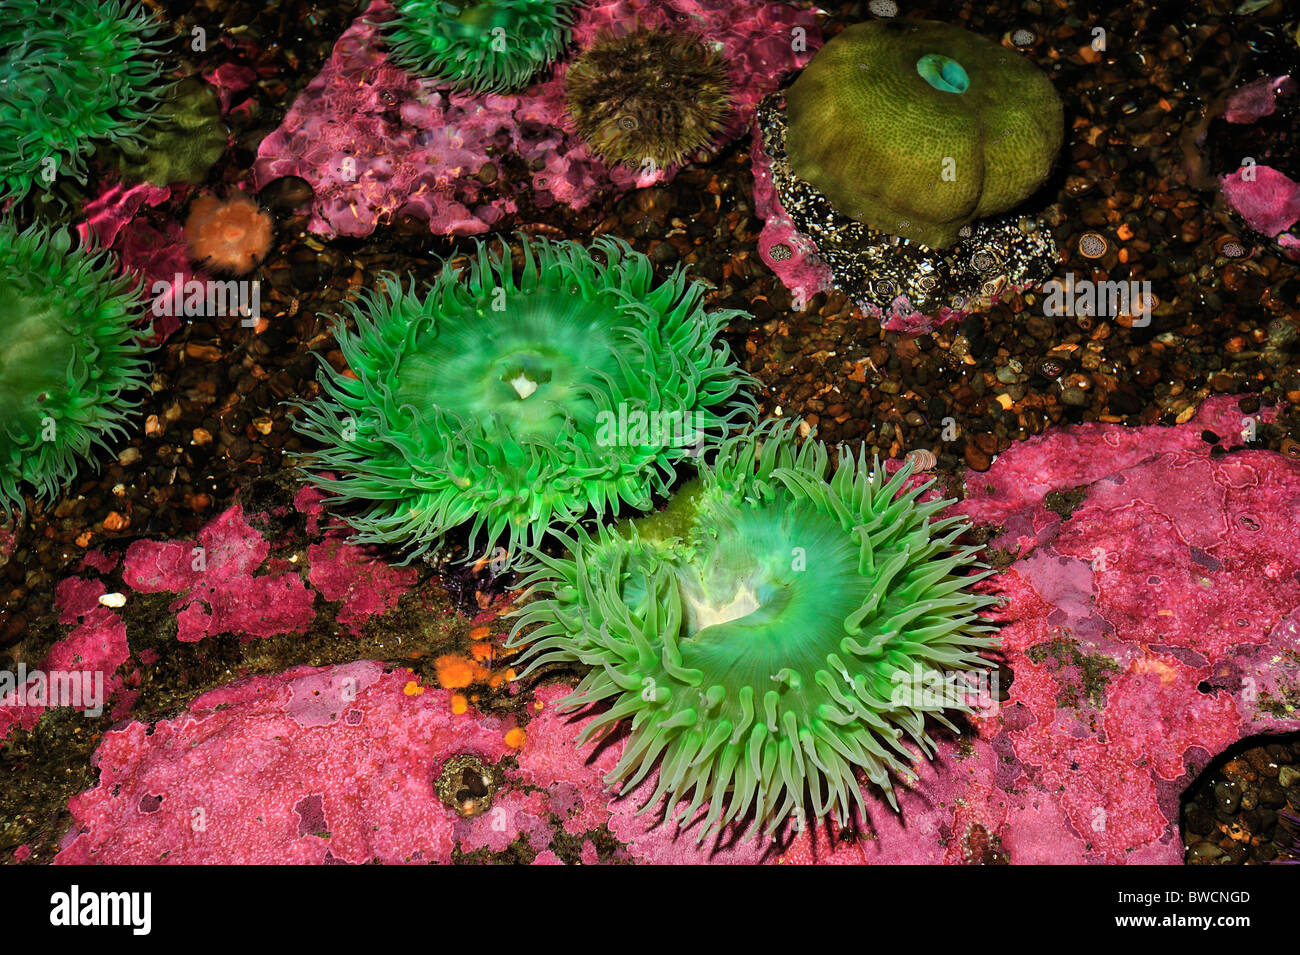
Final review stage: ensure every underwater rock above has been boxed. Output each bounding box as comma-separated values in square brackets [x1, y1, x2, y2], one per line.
[53, 661, 766, 864]
[1219, 164, 1300, 246]
[753, 95, 1057, 334]
[122, 505, 316, 643]
[52, 399, 1300, 863]
[252, 0, 820, 238]
[0, 576, 130, 742]
[1198, 67, 1300, 262]
[76, 182, 193, 345]
[1223, 74, 1295, 124]
[55, 662, 516, 864]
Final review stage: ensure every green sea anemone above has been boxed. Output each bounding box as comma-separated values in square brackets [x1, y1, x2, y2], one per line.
[784, 19, 1063, 249]
[509, 420, 1000, 840]
[0, 221, 152, 513]
[0, 0, 170, 205]
[566, 29, 732, 170]
[291, 234, 756, 562]
[381, 0, 581, 93]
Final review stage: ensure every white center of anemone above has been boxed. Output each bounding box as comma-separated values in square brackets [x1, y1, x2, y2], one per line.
[509, 373, 539, 399]
[685, 583, 762, 630]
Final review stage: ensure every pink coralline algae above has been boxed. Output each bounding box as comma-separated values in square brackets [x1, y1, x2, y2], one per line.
[1219, 164, 1300, 251]
[252, 0, 820, 238]
[76, 182, 196, 345]
[782, 395, 1300, 864]
[55, 668, 768, 864]
[296, 486, 418, 634]
[122, 505, 316, 642]
[1223, 74, 1295, 125]
[119, 495, 419, 641]
[56, 663, 514, 864]
[0, 575, 130, 741]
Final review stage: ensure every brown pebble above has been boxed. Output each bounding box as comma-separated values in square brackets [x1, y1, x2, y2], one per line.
[964, 442, 992, 471]
[103, 512, 130, 532]
[185, 343, 223, 362]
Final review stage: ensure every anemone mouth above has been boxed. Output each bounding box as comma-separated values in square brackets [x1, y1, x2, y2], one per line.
[509, 419, 1001, 841]
[915, 53, 969, 93]
[292, 233, 757, 561]
[391, 288, 622, 442]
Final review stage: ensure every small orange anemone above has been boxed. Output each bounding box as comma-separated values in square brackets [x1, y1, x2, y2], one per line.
[184, 193, 272, 275]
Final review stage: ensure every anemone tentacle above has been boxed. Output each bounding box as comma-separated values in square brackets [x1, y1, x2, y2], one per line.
[0, 0, 171, 205]
[0, 220, 153, 513]
[291, 233, 757, 562]
[380, 0, 581, 93]
[509, 419, 1001, 840]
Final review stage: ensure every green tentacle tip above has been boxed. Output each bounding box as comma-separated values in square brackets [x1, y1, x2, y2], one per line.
[916, 54, 969, 93]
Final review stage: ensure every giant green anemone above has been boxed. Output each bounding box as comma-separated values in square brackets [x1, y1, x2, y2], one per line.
[0, 0, 170, 205]
[509, 420, 1000, 840]
[291, 234, 756, 561]
[0, 221, 152, 513]
[381, 0, 581, 93]
[784, 19, 1063, 249]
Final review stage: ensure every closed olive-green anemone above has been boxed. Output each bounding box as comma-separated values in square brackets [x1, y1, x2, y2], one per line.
[291, 234, 756, 562]
[380, 0, 582, 93]
[0, 221, 152, 513]
[115, 77, 228, 187]
[784, 19, 1063, 249]
[0, 0, 170, 205]
[509, 419, 1000, 840]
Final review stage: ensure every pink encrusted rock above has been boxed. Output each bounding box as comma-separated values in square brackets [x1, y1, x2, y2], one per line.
[76, 182, 193, 345]
[296, 486, 420, 635]
[1, 576, 131, 741]
[122, 504, 315, 642]
[56, 662, 513, 864]
[510, 683, 772, 863]
[1223, 74, 1295, 124]
[252, 0, 819, 238]
[1220, 164, 1300, 239]
[52, 398, 1300, 864]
